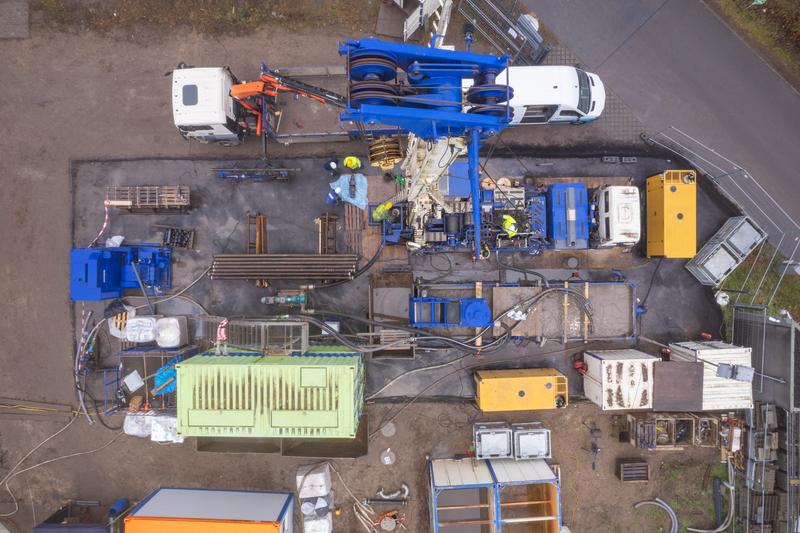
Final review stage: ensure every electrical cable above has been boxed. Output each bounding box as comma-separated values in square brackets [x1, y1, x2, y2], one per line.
[640, 257, 664, 308]
[130, 261, 154, 314]
[0, 429, 124, 518]
[137, 265, 212, 309]
[87, 201, 110, 248]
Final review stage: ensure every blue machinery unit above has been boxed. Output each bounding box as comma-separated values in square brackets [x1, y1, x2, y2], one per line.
[70, 245, 172, 301]
[338, 38, 513, 258]
[410, 297, 493, 328]
[375, 182, 591, 254]
[547, 182, 589, 250]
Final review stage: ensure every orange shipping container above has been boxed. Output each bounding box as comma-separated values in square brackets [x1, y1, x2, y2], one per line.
[124, 488, 293, 533]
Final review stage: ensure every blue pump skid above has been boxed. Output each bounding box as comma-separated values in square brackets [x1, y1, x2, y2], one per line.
[409, 297, 493, 328]
[70, 245, 172, 301]
[338, 38, 513, 258]
[547, 183, 589, 250]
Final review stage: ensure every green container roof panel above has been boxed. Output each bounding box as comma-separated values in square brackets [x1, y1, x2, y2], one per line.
[177, 355, 363, 439]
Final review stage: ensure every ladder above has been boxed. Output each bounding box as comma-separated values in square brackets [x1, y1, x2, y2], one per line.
[404, 0, 453, 46]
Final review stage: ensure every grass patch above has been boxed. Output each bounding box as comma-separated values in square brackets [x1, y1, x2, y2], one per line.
[710, 462, 729, 481]
[32, 0, 378, 35]
[719, 242, 800, 337]
[710, 0, 800, 84]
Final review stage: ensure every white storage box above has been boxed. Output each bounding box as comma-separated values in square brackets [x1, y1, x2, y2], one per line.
[297, 463, 332, 499]
[155, 316, 188, 348]
[474, 422, 513, 459]
[303, 512, 332, 533]
[512, 423, 551, 459]
[582, 349, 658, 410]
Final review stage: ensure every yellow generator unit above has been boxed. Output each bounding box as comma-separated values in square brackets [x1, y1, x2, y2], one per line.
[646, 169, 697, 258]
[474, 368, 568, 412]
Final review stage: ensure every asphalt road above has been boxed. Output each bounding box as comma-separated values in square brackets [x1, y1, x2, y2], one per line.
[527, 0, 800, 253]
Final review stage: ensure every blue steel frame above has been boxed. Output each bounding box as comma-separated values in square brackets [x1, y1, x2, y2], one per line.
[428, 458, 562, 532]
[414, 280, 640, 342]
[338, 38, 513, 258]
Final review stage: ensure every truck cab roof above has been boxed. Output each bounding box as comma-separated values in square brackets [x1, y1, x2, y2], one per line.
[172, 67, 235, 127]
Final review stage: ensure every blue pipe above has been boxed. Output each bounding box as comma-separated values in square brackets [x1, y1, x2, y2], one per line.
[468, 129, 481, 258]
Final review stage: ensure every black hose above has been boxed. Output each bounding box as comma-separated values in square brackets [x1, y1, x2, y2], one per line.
[292, 312, 512, 355]
[495, 255, 549, 286]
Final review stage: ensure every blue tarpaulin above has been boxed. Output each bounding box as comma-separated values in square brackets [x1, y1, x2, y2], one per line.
[329, 173, 368, 209]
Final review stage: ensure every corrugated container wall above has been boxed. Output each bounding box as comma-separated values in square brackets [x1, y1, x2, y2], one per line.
[176, 352, 364, 439]
[582, 349, 658, 411]
[669, 341, 753, 410]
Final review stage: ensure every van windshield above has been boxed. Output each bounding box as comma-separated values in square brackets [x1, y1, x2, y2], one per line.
[577, 70, 591, 114]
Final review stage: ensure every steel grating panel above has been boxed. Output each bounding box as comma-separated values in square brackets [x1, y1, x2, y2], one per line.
[176, 354, 363, 439]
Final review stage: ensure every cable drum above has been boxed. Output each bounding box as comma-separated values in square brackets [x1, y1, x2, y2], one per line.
[349, 51, 398, 82]
[350, 81, 399, 107]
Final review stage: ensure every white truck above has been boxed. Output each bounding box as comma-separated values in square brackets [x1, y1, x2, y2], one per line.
[503, 66, 605, 125]
[172, 65, 606, 145]
[593, 185, 641, 248]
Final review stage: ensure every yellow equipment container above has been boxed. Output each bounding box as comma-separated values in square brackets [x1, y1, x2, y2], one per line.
[646, 169, 697, 258]
[474, 368, 568, 412]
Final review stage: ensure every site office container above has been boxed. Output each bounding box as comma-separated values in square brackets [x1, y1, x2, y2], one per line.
[474, 368, 568, 412]
[581, 349, 658, 411]
[176, 351, 364, 439]
[646, 169, 697, 258]
[669, 341, 753, 410]
[428, 457, 561, 533]
[124, 488, 293, 533]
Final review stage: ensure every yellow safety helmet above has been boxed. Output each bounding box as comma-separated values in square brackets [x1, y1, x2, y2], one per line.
[343, 156, 362, 170]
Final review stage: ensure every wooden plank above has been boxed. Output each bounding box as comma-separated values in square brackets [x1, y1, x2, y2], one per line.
[532, 176, 631, 188]
[562, 281, 568, 344]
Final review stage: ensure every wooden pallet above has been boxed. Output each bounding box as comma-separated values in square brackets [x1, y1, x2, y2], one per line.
[316, 213, 338, 255]
[106, 185, 190, 212]
[618, 460, 650, 482]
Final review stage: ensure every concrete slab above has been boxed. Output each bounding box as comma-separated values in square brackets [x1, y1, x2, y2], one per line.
[72, 154, 731, 403]
[375, 0, 409, 38]
[0, 0, 28, 39]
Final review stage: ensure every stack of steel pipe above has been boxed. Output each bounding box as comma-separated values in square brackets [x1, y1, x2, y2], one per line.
[210, 254, 359, 280]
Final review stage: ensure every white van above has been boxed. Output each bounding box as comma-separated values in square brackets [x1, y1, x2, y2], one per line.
[466, 65, 605, 125]
[594, 185, 641, 248]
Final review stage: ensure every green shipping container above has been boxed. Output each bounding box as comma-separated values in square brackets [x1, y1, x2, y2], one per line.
[176, 352, 364, 439]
